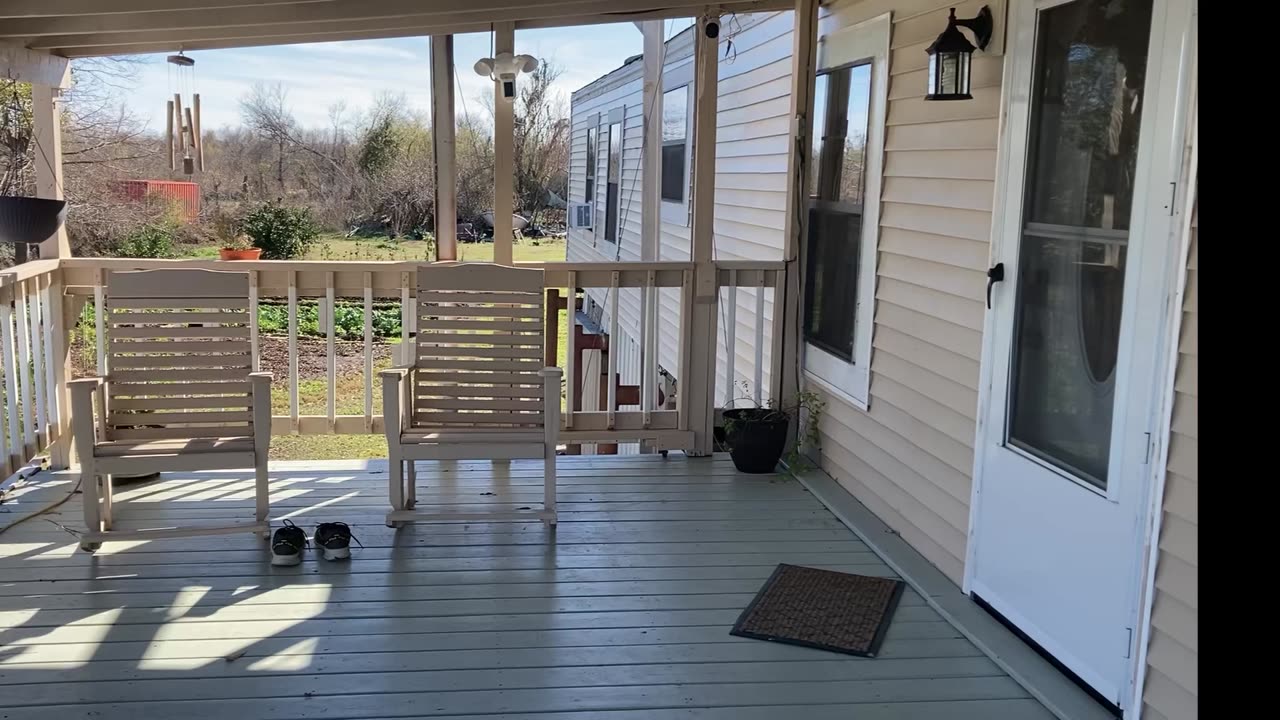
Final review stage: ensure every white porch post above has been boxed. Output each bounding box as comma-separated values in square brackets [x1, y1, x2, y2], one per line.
[683, 15, 720, 456]
[31, 84, 71, 260]
[431, 35, 458, 262]
[773, 0, 819, 417]
[492, 21, 515, 265]
[27, 56, 74, 468]
[639, 20, 663, 263]
[639, 20, 664, 446]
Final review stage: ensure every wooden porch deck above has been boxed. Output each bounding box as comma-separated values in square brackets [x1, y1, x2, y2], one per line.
[0, 455, 1055, 719]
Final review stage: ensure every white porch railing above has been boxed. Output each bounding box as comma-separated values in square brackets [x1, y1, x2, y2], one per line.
[0, 259, 67, 478]
[53, 258, 786, 458]
[0, 257, 786, 476]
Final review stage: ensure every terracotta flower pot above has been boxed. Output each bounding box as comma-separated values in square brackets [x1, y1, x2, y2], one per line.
[219, 247, 262, 261]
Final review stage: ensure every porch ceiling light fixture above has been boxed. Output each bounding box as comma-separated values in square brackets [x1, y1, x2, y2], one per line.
[925, 6, 994, 101]
[474, 52, 539, 101]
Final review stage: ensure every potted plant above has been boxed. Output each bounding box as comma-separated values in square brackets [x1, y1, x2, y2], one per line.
[219, 233, 261, 261]
[721, 382, 826, 474]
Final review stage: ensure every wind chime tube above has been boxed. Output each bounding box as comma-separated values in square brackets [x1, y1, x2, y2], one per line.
[173, 93, 186, 153]
[166, 100, 175, 170]
[184, 107, 197, 174]
[193, 93, 204, 171]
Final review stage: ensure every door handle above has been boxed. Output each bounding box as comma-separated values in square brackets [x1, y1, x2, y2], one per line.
[986, 263, 1004, 309]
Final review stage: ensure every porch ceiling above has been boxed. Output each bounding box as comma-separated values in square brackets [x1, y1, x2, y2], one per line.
[0, 0, 788, 58]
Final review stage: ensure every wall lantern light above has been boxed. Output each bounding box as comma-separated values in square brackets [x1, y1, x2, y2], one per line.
[925, 6, 994, 101]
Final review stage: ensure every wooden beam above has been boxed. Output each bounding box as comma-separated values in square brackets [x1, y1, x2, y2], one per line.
[683, 14, 720, 456]
[31, 84, 71, 258]
[431, 35, 458, 262]
[492, 20, 515, 266]
[45, 24, 492, 57]
[1, 0, 706, 36]
[0, 0, 328, 17]
[773, 0, 817, 416]
[0, 45, 70, 88]
[27, 1, 787, 56]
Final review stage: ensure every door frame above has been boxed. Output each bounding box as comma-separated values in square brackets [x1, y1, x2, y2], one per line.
[964, 0, 1198, 712]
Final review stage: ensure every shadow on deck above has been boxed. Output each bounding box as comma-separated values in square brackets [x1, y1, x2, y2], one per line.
[0, 454, 1055, 719]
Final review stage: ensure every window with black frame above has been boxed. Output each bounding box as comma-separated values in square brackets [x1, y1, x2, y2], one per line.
[804, 62, 872, 362]
[604, 119, 622, 243]
[585, 126, 597, 204]
[661, 86, 688, 203]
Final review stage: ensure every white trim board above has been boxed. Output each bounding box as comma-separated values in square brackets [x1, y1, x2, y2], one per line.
[792, 466, 1114, 720]
[1130, 18, 1198, 718]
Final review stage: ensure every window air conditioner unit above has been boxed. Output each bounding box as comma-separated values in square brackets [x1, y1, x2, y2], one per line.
[568, 201, 593, 229]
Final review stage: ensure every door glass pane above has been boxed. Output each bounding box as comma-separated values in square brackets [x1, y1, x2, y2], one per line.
[1007, 0, 1153, 488]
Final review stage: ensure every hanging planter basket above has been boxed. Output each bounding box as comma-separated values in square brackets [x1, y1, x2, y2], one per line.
[0, 196, 68, 246]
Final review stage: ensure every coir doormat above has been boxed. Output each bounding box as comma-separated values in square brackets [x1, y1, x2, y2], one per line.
[730, 563, 905, 657]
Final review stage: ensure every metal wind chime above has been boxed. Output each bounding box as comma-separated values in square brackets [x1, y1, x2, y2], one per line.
[166, 52, 204, 175]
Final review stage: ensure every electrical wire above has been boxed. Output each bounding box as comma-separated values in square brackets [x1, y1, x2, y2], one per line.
[0, 472, 81, 537]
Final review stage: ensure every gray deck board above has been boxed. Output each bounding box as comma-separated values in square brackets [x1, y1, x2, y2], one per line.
[0, 455, 1055, 719]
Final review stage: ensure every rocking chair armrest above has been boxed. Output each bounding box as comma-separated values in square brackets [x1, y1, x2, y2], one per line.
[380, 366, 414, 436]
[248, 373, 273, 448]
[69, 377, 106, 450]
[379, 360, 416, 379]
[539, 368, 563, 439]
[68, 376, 106, 394]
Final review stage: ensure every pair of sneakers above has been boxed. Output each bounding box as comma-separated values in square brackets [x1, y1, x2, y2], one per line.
[270, 519, 358, 566]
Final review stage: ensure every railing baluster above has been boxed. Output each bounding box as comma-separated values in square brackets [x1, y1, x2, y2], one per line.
[677, 269, 694, 431]
[754, 274, 766, 405]
[363, 271, 373, 432]
[606, 271, 619, 429]
[400, 272, 412, 366]
[25, 283, 47, 449]
[1, 292, 21, 470]
[288, 271, 299, 432]
[724, 269, 738, 408]
[641, 269, 656, 427]
[564, 271, 576, 430]
[40, 277, 59, 450]
[94, 270, 106, 376]
[14, 281, 35, 454]
[249, 270, 260, 371]
[326, 272, 336, 432]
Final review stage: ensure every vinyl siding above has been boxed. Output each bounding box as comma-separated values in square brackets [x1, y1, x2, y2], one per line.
[810, 0, 1002, 584]
[566, 14, 788, 414]
[1143, 201, 1197, 720]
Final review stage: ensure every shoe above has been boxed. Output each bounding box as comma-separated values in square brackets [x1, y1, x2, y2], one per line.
[270, 519, 308, 566]
[314, 521, 359, 561]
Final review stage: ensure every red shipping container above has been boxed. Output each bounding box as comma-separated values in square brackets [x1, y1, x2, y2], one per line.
[115, 180, 201, 222]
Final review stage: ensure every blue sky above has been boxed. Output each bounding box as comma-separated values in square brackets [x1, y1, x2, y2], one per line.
[118, 20, 696, 133]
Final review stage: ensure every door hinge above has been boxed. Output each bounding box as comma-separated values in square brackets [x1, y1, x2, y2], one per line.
[1142, 432, 1153, 465]
[1167, 182, 1177, 215]
[1124, 627, 1134, 659]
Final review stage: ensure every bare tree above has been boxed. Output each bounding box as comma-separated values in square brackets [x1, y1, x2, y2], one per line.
[513, 61, 570, 226]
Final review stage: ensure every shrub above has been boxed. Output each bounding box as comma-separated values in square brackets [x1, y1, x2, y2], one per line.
[116, 223, 175, 258]
[241, 200, 320, 259]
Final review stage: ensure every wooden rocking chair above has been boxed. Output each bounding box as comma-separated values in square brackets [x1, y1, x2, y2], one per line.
[381, 264, 561, 528]
[70, 269, 272, 550]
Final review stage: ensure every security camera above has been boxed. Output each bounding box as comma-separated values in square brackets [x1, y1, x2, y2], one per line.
[474, 52, 540, 102]
[704, 20, 720, 38]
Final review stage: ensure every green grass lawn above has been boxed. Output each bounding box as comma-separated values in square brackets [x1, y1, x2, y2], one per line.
[299, 234, 567, 263]
[175, 234, 567, 263]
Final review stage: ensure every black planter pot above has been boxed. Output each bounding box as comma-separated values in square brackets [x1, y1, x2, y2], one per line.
[0, 196, 68, 247]
[723, 408, 791, 474]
